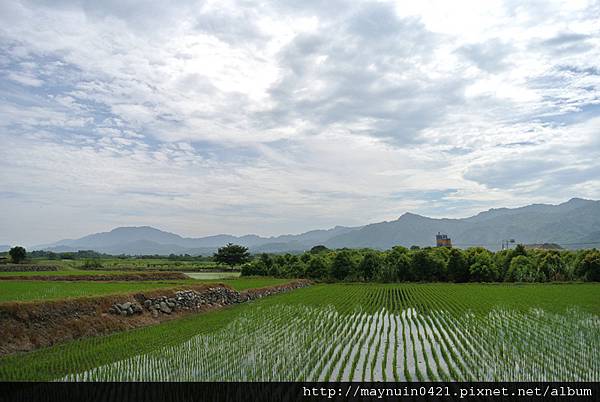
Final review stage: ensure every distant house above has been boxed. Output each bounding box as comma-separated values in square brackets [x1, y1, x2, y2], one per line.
[524, 243, 563, 250]
[436, 232, 452, 247]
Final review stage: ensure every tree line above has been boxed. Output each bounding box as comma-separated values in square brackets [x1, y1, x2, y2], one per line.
[25, 249, 214, 262]
[241, 245, 600, 282]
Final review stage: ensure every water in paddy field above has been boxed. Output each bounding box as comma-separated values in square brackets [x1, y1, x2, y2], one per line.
[62, 304, 600, 382]
[183, 271, 241, 279]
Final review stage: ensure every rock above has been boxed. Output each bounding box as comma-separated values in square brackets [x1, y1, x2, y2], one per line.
[105, 282, 312, 317]
[159, 302, 172, 314]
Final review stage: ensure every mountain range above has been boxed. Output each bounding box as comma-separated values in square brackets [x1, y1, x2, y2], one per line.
[33, 198, 600, 255]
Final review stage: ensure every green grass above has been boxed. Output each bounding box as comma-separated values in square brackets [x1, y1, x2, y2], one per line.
[0, 283, 597, 381]
[94, 258, 217, 268]
[0, 277, 292, 303]
[0, 281, 192, 303]
[429, 282, 600, 314]
[0, 269, 132, 277]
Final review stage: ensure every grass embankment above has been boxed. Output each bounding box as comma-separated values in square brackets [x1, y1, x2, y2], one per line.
[0, 281, 191, 303]
[0, 277, 292, 303]
[0, 283, 597, 381]
[0, 269, 127, 277]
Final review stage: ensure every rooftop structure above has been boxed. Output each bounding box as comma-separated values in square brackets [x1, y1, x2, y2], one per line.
[436, 232, 452, 247]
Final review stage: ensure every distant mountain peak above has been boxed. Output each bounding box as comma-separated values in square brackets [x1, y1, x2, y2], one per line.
[564, 197, 593, 204]
[110, 226, 165, 232]
[398, 212, 427, 220]
[33, 198, 600, 254]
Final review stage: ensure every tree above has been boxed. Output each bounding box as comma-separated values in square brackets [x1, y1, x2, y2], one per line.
[468, 249, 499, 282]
[310, 245, 329, 254]
[331, 251, 355, 280]
[447, 248, 469, 282]
[579, 250, 600, 281]
[512, 244, 528, 257]
[9, 246, 26, 264]
[374, 264, 395, 282]
[494, 250, 511, 278]
[81, 259, 103, 269]
[410, 250, 445, 281]
[213, 243, 250, 269]
[506, 255, 536, 282]
[538, 251, 565, 281]
[306, 256, 328, 279]
[383, 246, 411, 281]
[259, 253, 274, 270]
[287, 260, 307, 278]
[300, 252, 311, 264]
[241, 260, 265, 276]
[358, 252, 381, 281]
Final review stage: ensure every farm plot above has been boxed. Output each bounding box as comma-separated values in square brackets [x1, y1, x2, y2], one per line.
[0, 281, 195, 303]
[63, 286, 599, 382]
[1, 284, 598, 381]
[0, 278, 292, 303]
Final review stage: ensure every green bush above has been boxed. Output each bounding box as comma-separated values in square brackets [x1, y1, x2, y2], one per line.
[239, 245, 596, 283]
[507, 255, 537, 282]
[468, 249, 499, 282]
[579, 250, 600, 281]
[81, 259, 104, 270]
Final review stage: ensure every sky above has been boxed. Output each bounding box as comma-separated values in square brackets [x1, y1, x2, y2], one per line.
[1, 0, 599, 246]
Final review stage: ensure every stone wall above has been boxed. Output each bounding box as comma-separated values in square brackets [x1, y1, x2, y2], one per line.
[108, 281, 311, 318]
[109, 287, 241, 317]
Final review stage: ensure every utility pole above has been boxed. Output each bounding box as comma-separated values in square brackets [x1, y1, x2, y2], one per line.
[501, 239, 515, 250]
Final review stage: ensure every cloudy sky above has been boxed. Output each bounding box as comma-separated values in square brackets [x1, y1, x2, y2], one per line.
[1, 0, 599, 245]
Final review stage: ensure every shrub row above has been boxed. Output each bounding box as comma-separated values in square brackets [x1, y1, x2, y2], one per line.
[242, 245, 600, 282]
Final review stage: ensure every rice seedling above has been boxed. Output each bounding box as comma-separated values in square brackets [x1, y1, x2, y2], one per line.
[1, 283, 598, 382]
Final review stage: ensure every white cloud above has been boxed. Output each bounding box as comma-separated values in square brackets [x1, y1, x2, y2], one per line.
[0, 0, 599, 244]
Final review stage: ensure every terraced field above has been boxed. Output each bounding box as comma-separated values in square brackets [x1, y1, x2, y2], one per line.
[1, 283, 598, 381]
